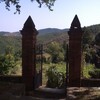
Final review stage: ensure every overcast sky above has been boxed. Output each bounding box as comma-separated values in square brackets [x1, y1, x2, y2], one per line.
[0, 0, 100, 32]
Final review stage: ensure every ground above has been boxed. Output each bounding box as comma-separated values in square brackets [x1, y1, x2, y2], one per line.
[0, 82, 100, 100]
[67, 87, 100, 100]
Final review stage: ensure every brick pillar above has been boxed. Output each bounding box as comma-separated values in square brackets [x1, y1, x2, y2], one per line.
[68, 15, 83, 86]
[21, 16, 38, 91]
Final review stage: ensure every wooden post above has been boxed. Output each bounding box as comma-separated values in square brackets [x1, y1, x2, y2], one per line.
[68, 15, 83, 86]
[21, 16, 38, 91]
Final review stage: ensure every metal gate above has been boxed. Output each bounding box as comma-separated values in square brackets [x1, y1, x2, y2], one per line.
[34, 44, 43, 89]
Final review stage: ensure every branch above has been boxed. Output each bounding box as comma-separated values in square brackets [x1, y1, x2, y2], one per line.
[0, 0, 56, 14]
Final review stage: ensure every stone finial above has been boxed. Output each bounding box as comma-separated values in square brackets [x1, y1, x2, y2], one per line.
[21, 16, 38, 35]
[70, 15, 81, 30]
[68, 15, 83, 37]
[24, 16, 35, 29]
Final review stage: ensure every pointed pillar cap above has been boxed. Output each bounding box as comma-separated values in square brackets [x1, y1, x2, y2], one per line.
[70, 15, 81, 29]
[23, 16, 35, 29]
[21, 16, 38, 35]
[68, 15, 83, 37]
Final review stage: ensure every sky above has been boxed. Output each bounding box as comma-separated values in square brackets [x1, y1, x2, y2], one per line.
[0, 0, 100, 32]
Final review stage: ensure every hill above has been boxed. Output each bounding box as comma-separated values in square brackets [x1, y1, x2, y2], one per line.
[38, 28, 68, 36]
[0, 28, 69, 54]
[0, 28, 68, 37]
[0, 24, 100, 54]
[0, 31, 21, 36]
[0, 31, 10, 36]
[85, 24, 100, 35]
[0, 36, 21, 54]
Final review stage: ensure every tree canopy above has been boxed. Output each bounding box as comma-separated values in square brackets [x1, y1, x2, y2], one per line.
[95, 33, 100, 46]
[82, 27, 94, 51]
[0, 0, 56, 14]
[47, 42, 64, 63]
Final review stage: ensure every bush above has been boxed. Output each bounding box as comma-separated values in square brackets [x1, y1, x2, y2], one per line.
[46, 65, 66, 88]
[82, 64, 94, 78]
[89, 69, 100, 78]
[0, 54, 16, 75]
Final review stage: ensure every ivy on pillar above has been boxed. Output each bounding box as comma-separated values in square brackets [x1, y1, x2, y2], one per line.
[21, 16, 38, 91]
[68, 15, 83, 86]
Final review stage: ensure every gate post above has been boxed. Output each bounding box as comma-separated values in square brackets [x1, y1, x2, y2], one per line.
[21, 16, 38, 91]
[68, 15, 83, 86]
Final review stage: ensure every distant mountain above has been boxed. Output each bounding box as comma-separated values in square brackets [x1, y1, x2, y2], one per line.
[0, 31, 10, 36]
[0, 24, 100, 54]
[0, 36, 21, 54]
[0, 31, 21, 36]
[0, 28, 69, 36]
[38, 28, 68, 36]
[86, 24, 100, 35]
[0, 28, 69, 54]
[1, 23, 100, 37]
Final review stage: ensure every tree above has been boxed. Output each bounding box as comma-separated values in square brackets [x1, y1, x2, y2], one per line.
[82, 27, 94, 51]
[0, 46, 16, 75]
[0, 53, 16, 75]
[47, 42, 64, 63]
[14, 49, 22, 61]
[0, 0, 56, 14]
[95, 33, 100, 46]
[5, 46, 14, 55]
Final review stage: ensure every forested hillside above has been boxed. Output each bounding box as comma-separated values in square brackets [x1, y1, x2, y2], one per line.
[0, 36, 21, 54]
[0, 24, 100, 54]
[0, 28, 69, 54]
[86, 24, 100, 35]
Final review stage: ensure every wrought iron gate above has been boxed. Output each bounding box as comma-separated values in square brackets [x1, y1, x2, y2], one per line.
[34, 44, 43, 89]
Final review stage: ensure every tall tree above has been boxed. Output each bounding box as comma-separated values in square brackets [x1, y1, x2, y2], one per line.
[0, 0, 56, 14]
[0, 46, 16, 75]
[47, 42, 64, 63]
[82, 27, 94, 51]
[95, 33, 100, 46]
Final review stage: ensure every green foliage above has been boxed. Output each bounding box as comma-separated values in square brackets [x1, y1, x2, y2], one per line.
[95, 33, 100, 46]
[82, 64, 94, 78]
[87, 24, 100, 36]
[0, 46, 21, 75]
[32, 0, 56, 11]
[0, 36, 21, 54]
[0, 0, 21, 14]
[37, 31, 68, 44]
[82, 27, 94, 51]
[0, 54, 16, 75]
[5, 46, 14, 55]
[47, 42, 64, 63]
[14, 50, 22, 61]
[84, 48, 96, 64]
[0, 0, 56, 14]
[0, 37, 22, 74]
[53, 63, 66, 73]
[46, 65, 66, 88]
[89, 69, 100, 78]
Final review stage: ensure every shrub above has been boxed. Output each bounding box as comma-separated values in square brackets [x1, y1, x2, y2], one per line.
[82, 64, 94, 78]
[46, 65, 66, 88]
[0, 54, 16, 75]
[89, 68, 100, 78]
